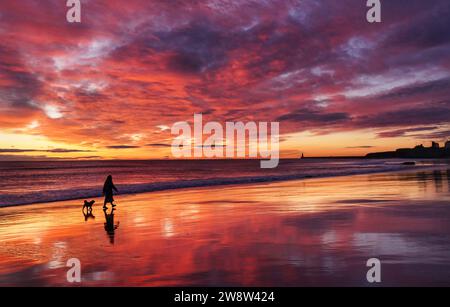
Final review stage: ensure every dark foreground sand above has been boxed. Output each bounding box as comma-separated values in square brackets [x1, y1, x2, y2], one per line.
[0, 168, 449, 286]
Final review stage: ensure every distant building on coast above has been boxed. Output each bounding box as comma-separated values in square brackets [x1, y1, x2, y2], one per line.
[415, 144, 424, 149]
[366, 140, 450, 159]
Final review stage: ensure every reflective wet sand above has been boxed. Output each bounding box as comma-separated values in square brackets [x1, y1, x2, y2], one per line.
[1, 168, 450, 286]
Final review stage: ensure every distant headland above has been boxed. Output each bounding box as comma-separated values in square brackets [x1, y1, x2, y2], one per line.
[366, 140, 450, 159]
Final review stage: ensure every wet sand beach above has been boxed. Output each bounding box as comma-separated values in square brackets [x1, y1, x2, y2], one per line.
[0, 168, 450, 286]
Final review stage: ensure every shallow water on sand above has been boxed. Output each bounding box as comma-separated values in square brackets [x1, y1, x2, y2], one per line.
[0, 168, 450, 286]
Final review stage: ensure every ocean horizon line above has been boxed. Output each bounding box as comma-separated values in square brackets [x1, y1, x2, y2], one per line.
[0, 156, 400, 163]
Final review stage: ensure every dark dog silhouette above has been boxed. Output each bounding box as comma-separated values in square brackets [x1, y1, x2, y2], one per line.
[83, 200, 95, 212]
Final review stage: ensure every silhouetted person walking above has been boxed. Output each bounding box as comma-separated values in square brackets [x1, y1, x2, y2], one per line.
[103, 175, 118, 209]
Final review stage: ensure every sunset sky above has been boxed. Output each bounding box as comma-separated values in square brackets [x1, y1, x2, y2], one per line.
[0, 0, 449, 160]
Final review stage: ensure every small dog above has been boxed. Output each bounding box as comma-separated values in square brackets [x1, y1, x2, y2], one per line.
[83, 200, 95, 212]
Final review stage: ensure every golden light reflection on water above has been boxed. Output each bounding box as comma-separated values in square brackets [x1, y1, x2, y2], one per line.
[0, 169, 449, 286]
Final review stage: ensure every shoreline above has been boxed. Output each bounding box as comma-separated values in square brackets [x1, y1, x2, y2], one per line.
[1, 163, 448, 209]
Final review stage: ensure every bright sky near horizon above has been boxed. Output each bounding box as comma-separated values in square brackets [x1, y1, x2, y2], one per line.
[0, 0, 449, 160]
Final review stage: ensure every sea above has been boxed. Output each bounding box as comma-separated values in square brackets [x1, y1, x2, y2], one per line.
[0, 158, 446, 207]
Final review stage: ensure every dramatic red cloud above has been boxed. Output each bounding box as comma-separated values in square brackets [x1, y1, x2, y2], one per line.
[0, 0, 449, 158]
